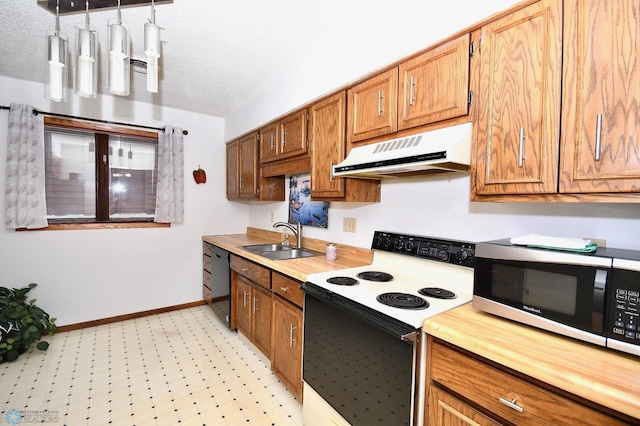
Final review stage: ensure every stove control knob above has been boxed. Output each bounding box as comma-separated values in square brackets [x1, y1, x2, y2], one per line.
[405, 241, 414, 252]
[395, 240, 404, 250]
[459, 250, 468, 261]
[375, 235, 383, 248]
[383, 237, 392, 248]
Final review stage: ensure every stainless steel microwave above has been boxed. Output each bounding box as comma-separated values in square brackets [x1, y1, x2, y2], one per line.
[473, 240, 640, 357]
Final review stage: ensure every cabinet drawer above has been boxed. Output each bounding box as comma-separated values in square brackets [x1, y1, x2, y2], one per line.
[203, 270, 211, 288]
[230, 254, 271, 289]
[203, 253, 212, 273]
[202, 282, 212, 304]
[203, 241, 211, 252]
[430, 341, 624, 426]
[272, 272, 303, 307]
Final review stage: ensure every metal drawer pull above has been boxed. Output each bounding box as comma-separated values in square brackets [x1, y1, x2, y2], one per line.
[377, 90, 384, 116]
[241, 267, 248, 273]
[289, 324, 296, 346]
[409, 75, 416, 106]
[253, 297, 258, 313]
[499, 397, 524, 413]
[595, 113, 602, 161]
[280, 286, 289, 292]
[518, 127, 525, 167]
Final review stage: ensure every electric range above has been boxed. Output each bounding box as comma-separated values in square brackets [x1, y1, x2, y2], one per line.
[301, 231, 476, 426]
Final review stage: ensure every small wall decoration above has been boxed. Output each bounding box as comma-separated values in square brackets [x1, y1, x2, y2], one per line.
[289, 174, 328, 228]
[193, 165, 206, 184]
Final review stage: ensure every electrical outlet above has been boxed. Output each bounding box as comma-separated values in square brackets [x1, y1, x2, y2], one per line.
[343, 217, 357, 233]
[586, 237, 606, 248]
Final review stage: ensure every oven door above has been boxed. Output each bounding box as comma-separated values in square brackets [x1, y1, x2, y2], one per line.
[301, 282, 418, 426]
[473, 242, 611, 346]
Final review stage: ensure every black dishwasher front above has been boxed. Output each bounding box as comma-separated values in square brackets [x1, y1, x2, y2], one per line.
[210, 245, 231, 328]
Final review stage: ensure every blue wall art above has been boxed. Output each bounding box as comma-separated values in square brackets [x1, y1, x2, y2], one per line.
[288, 174, 329, 228]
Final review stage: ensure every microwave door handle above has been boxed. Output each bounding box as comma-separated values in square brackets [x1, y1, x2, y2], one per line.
[593, 269, 608, 309]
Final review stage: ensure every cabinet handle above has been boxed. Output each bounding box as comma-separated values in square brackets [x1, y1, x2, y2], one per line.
[239, 176, 243, 190]
[518, 127, 525, 167]
[595, 113, 602, 161]
[409, 75, 416, 106]
[329, 161, 333, 183]
[289, 324, 296, 346]
[253, 296, 258, 313]
[377, 90, 384, 117]
[243, 291, 248, 307]
[280, 286, 289, 292]
[241, 267, 248, 273]
[270, 134, 275, 150]
[281, 127, 287, 148]
[499, 397, 524, 413]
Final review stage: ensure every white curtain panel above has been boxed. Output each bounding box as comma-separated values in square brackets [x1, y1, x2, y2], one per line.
[5, 104, 48, 229]
[154, 125, 184, 223]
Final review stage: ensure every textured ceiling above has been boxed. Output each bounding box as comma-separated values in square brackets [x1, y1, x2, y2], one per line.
[0, 1, 518, 119]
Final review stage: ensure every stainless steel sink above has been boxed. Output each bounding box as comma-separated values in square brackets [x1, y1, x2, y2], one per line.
[241, 244, 293, 253]
[259, 249, 317, 260]
[239, 244, 318, 260]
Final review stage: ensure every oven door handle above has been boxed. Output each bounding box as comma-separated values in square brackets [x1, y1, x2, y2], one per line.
[401, 331, 418, 343]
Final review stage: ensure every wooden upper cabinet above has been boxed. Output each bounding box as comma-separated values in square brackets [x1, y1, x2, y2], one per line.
[279, 110, 308, 159]
[560, 0, 640, 193]
[259, 123, 279, 163]
[310, 92, 347, 199]
[309, 92, 381, 202]
[226, 140, 239, 199]
[238, 132, 259, 198]
[347, 68, 398, 144]
[399, 34, 471, 130]
[473, 0, 562, 196]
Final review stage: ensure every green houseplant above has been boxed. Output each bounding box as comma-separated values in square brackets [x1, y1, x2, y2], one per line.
[0, 283, 57, 363]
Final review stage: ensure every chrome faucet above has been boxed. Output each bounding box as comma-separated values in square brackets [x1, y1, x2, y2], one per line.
[273, 219, 302, 248]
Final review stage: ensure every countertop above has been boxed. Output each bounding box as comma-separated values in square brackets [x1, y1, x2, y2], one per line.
[423, 303, 640, 421]
[202, 227, 373, 282]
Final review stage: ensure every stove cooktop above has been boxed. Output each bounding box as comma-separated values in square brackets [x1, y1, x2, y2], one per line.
[305, 231, 476, 329]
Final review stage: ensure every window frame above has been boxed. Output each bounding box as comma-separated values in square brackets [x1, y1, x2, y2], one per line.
[41, 117, 168, 230]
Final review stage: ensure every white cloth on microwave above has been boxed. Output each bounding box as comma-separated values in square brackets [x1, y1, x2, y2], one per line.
[510, 234, 592, 249]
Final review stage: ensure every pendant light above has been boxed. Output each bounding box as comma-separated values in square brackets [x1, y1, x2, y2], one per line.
[107, 0, 130, 96]
[144, 0, 161, 93]
[74, 1, 97, 98]
[45, 0, 68, 102]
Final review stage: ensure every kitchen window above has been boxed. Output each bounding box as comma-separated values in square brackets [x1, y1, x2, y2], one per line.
[44, 118, 161, 227]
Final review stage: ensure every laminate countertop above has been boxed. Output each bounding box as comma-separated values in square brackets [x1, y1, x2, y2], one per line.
[202, 227, 373, 282]
[423, 303, 640, 421]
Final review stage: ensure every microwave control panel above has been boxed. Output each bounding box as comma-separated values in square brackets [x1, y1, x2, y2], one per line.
[371, 231, 475, 268]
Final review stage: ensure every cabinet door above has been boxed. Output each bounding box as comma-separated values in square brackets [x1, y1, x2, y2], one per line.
[238, 133, 259, 198]
[347, 68, 398, 143]
[429, 386, 499, 426]
[474, 0, 562, 195]
[226, 140, 239, 199]
[252, 284, 272, 358]
[560, 0, 640, 193]
[310, 92, 347, 199]
[279, 110, 308, 160]
[259, 123, 280, 163]
[236, 275, 252, 338]
[271, 296, 303, 401]
[399, 34, 471, 130]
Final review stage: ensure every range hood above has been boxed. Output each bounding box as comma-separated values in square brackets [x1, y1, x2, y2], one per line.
[332, 122, 472, 179]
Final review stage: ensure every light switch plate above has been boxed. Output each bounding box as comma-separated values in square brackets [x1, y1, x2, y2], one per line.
[343, 218, 357, 233]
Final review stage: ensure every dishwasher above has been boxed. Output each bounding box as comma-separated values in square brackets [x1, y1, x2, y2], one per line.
[210, 245, 231, 328]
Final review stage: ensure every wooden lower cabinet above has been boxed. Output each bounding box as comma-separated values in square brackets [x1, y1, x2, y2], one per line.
[235, 274, 272, 358]
[426, 339, 626, 426]
[271, 295, 303, 401]
[202, 242, 212, 304]
[429, 385, 499, 426]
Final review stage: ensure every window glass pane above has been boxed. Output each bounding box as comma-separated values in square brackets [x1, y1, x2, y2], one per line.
[109, 136, 157, 219]
[44, 128, 96, 218]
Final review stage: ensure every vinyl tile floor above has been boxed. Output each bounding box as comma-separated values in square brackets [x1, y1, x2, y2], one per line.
[0, 302, 303, 425]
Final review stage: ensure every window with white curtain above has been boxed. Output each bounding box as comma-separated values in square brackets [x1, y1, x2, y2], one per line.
[44, 120, 158, 223]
